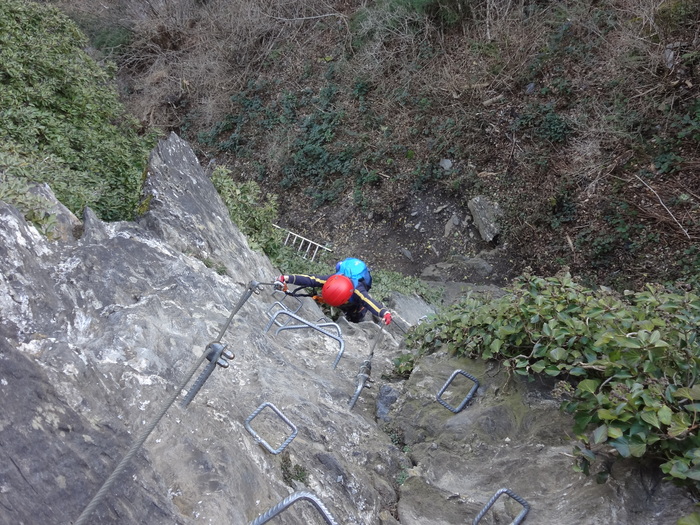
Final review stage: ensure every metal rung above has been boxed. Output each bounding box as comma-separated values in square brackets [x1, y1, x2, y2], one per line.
[436, 369, 479, 413]
[264, 310, 345, 369]
[266, 291, 303, 327]
[244, 402, 298, 455]
[250, 491, 339, 525]
[273, 224, 333, 262]
[473, 488, 530, 525]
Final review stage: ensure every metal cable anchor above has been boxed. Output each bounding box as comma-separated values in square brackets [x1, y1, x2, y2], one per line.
[250, 491, 339, 525]
[436, 369, 479, 413]
[348, 359, 372, 410]
[244, 402, 298, 455]
[181, 342, 234, 408]
[473, 488, 530, 525]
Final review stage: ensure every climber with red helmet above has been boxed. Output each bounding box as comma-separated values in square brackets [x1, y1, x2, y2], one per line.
[275, 258, 392, 325]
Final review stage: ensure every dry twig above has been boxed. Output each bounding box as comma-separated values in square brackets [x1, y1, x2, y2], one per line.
[634, 174, 691, 239]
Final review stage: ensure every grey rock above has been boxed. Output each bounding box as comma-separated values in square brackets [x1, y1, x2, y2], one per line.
[467, 196, 503, 243]
[439, 159, 453, 170]
[451, 255, 493, 278]
[376, 385, 400, 422]
[389, 353, 694, 525]
[444, 212, 460, 238]
[28, 182, 81, 241]
[400, 248, 414, 261]
[1, 132, 694, 525]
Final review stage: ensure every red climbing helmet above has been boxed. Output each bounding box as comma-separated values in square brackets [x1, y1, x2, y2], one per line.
[321, 274, 354, 306]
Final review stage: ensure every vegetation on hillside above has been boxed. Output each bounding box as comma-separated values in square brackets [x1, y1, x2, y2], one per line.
[50, 0, 699, 289]
[408, 273, 700, 497]
[0, 1, 697, 517]
[0, 0, 153, 223]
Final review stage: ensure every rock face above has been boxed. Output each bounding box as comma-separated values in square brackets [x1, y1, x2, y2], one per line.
[0, 133, 694, 524]
[467, 196, 502, 243]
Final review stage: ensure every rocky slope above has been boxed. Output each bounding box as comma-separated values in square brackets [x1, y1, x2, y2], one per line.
[0, 133, 694, 524]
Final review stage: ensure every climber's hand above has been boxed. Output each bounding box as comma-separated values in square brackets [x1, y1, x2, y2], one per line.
[383, 312, 392, 325]
[274, 275, 288, 292]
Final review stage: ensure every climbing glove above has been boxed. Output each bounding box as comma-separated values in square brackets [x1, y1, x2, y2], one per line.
[383, 312, 392, 325]
[274, 275, 288, 292]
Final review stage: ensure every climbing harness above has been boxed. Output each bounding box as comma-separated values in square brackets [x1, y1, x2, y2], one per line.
[473, 488, 530, 525]
[244, 402, 298, 455]
[348, 324, 385, 410]
[250, 490, 339, 525]
[73, 280, 260, 525]
[436, 369, 480, 413]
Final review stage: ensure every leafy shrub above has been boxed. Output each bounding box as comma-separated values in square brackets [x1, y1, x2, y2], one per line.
[407, 272, 700, 488]
[210, 167, 282, 256]
[512, 103, 572, 144]
[0, 148, 58, 237]
[0, 0, 152, 221]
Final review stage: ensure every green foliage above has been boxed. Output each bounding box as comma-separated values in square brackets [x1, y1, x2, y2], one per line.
[0, 150, 58, 238]
[371, 268, 442, 306]
[512, 103, 572, 144]
[656, 0, 700, 40]
[280, 451, 308, 486]
[391, 0, 470, 26]
[392, 353, 416, 379]
[0, 0, 152, 221]
[407, 272, 700, 488]
[210, 167, 282, 256]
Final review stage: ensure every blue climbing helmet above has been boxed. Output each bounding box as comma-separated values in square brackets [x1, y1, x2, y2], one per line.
[335, 257, 372, 289]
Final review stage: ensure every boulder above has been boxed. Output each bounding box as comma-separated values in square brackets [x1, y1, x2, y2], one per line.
[467, 196, 503, 243]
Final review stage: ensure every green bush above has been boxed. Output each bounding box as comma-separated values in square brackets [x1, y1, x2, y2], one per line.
[0, 0, 152, 221]
[0, 147, 58, 237]
[210, 167, 283, 256]
[408, 272, 700, 488]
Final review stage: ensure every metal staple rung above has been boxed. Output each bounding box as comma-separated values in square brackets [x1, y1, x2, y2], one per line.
[266, 292, 303, 327]
[473, 488, 530, 525]
[264, 310, 345, 369]
[244, 402, 298, 455]
[436, 369, 479, 413]
[250, 491, 339, 525]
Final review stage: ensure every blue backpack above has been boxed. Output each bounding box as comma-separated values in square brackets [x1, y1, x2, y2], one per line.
[335, 258, 372, 289]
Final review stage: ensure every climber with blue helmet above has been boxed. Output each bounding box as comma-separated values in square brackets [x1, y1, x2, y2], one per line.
[276, 257, 392, 325]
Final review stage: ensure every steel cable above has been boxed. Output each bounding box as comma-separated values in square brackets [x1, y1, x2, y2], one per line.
[72, 281, 259, 525]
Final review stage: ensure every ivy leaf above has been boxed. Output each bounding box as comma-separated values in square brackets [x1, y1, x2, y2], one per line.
[640, 410, 660, 429]
[614, 336, 642, 349]
[685, 467, 700, 481]
[607, 426, 623, 439]
[610, 437, 631, 458]
[597, 409, 617, 421]
[669, 413, 692, 438]
[593, 425, 608, 444]
[628, 437, 647, 458]
[530, 360, 546, 373]
[549, 347, 568, 361]
[577, 379, 600, 395]
[673, 386, 700, 401]
[544, 365, 560, 376]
